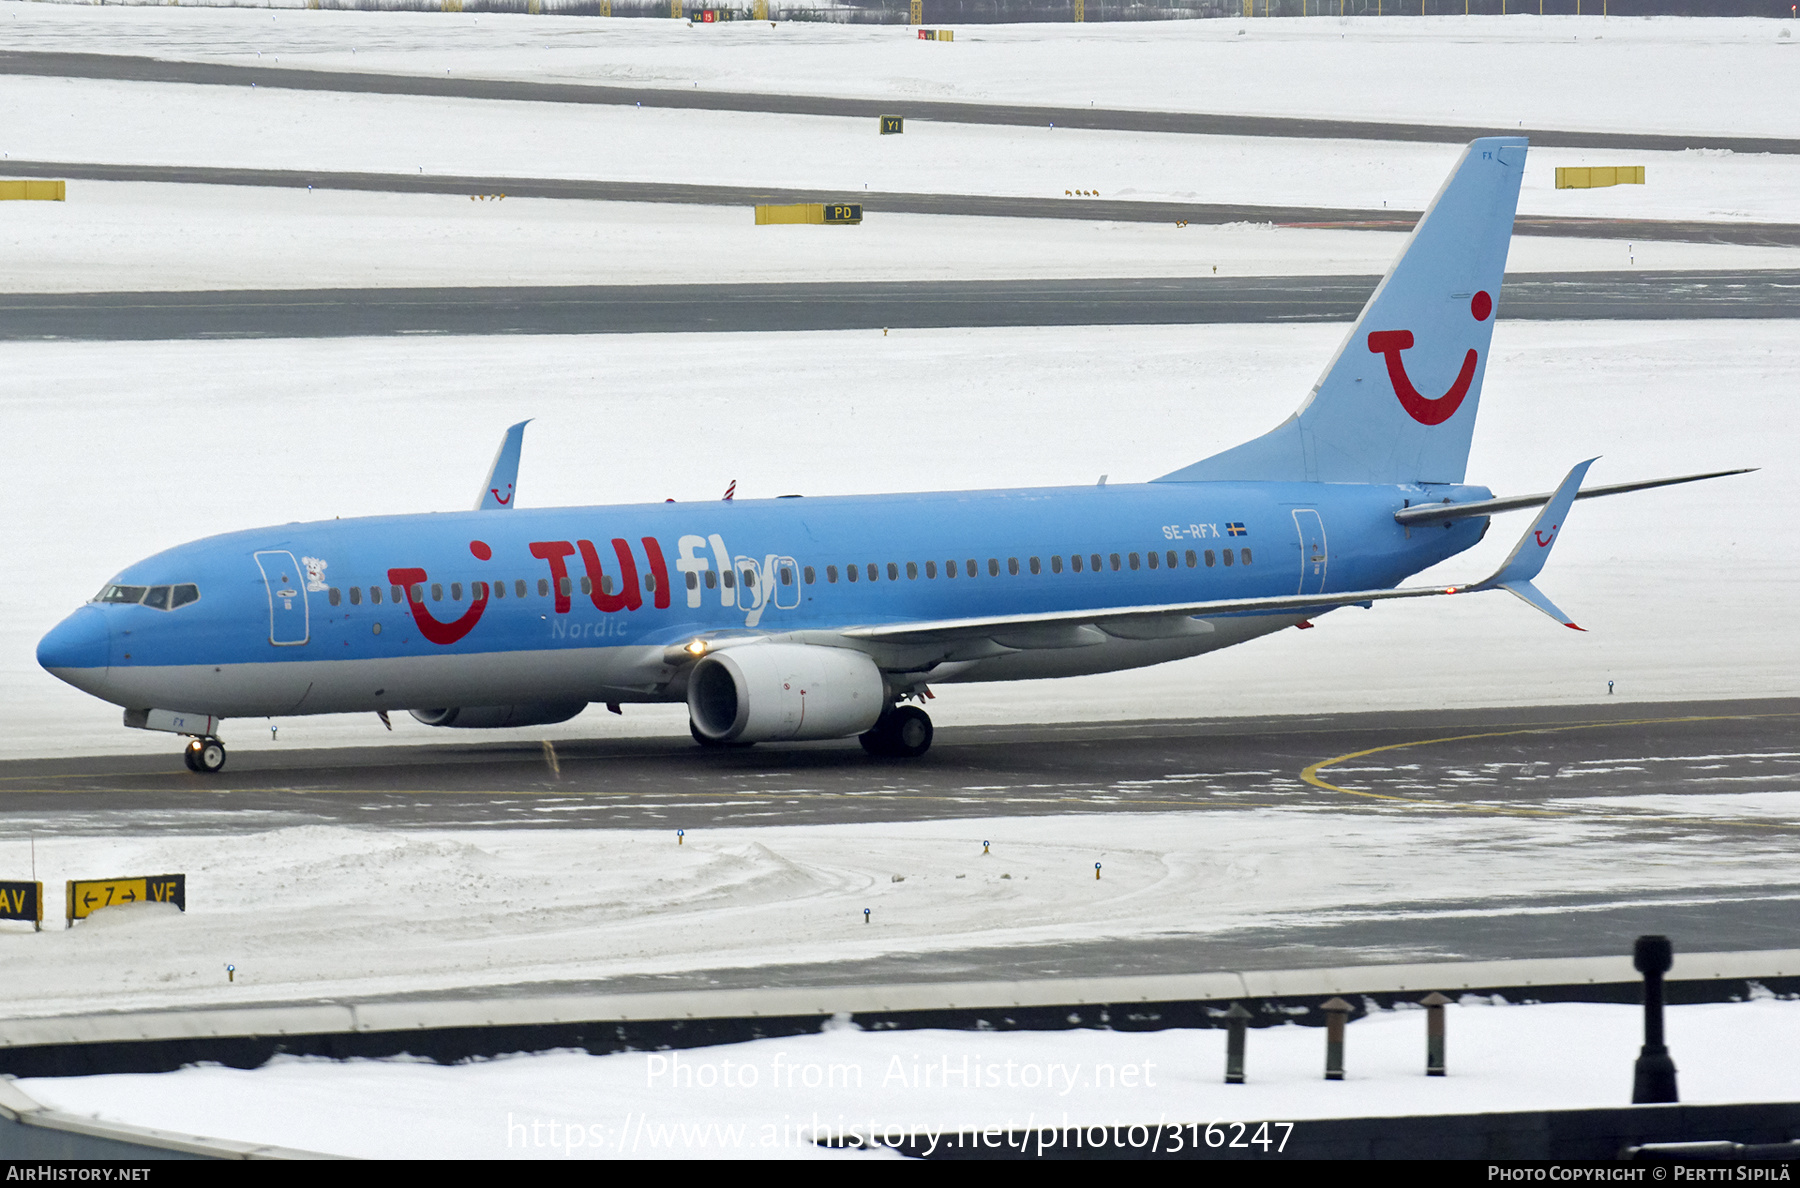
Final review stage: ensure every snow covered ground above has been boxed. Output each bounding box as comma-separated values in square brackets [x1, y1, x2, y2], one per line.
[3, 809, 1795, 1017]
[6, 8, 1795, 292]
[19, 999, 1800, 1158]
[8, 184, 1789, 294]
[4, 6, 1797, 141]
[6, 73, 1797, 223]
[1, 8, 1794, 1158]
[3, 320, 1792, 759]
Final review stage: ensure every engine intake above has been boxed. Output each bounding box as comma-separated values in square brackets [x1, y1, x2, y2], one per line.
[409, 702, 587, 729]
[687, 644, 884, 744]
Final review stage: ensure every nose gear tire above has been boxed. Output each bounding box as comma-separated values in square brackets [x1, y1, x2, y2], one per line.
[191, 738, 227, 774]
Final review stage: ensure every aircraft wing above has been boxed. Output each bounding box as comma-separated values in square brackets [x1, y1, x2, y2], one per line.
[843, 585, 1442, 646]
[841, 460, 1599, 647]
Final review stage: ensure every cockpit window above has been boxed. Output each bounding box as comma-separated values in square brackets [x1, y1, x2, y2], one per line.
[94, 583, 201, 610]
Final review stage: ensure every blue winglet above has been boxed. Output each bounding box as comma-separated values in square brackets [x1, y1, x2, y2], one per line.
[475, 420, 531, 511]
[1472, 457, 1596, 630]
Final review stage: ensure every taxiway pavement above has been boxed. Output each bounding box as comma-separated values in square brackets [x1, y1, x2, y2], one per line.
[4, 697, 1791, 833]
[5, 698, 1792, 976]
[6, 159, 1798, 248]
[5, 50, 1796, 156]
[3, 270, 1794, 340]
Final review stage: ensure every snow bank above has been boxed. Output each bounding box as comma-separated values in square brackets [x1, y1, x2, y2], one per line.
[6, 74, 1797, 222]
[19, 999, 1800, 1158]
[2, 809, 1794, 1016]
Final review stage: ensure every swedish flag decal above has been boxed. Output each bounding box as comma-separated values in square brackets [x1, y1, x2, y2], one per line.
[1226, 522, 1248, 537]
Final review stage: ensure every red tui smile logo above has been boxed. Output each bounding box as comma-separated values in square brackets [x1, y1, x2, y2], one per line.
[388, 565, 488, 645]
[1367, 291, 1493, 426]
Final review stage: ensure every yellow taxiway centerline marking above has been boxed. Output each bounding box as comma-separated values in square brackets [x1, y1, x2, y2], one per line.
[1301, 712, 1800, 829]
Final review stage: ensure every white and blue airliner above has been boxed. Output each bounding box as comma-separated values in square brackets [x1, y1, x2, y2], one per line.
[36, 139, 1746, 772]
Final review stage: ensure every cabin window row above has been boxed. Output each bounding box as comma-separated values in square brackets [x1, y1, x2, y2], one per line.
[815, 548, 1251, 583]
[324, 574, 662, 607]
[321, 548, 1257, 606]
[682, 567, 787, 591]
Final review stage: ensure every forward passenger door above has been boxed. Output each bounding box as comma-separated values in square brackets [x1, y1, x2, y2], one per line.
[253, 551, 310, 646]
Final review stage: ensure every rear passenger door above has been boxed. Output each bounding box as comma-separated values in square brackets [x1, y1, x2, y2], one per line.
[1291, 510, 1327, 596]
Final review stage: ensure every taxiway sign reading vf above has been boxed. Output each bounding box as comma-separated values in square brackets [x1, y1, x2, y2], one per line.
[65, 873, 185, 922]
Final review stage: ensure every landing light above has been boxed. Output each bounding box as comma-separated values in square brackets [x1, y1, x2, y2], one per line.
[685, 639, 709, 657]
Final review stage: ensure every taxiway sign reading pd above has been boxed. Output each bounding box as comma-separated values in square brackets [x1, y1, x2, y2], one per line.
[65, 873, 185, 923]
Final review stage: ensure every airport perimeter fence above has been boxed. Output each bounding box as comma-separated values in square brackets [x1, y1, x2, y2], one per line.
[41, 0, 1800, 21]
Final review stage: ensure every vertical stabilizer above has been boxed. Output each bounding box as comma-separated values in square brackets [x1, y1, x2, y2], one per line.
[1156, 138, 1527, 486]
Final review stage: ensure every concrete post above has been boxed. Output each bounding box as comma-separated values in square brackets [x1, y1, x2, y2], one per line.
[1422, 991, 1449, 1076]
[1321, 996, 1352, 1080]
[1632, 935, 1679, 1104]
[1224, 1003, 1251, 1084]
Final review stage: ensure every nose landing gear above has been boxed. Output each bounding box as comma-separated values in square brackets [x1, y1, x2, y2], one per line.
[859, 704, 933, 759]
[183, 737, 227, 774]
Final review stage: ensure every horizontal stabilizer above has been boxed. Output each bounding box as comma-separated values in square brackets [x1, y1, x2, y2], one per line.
[1395, 466, 1754, 526]
[475, 420, 531, 511]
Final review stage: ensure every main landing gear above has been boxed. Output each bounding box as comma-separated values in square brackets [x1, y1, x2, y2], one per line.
[860, 705, 933, 759]
[183, 736, 227, 774]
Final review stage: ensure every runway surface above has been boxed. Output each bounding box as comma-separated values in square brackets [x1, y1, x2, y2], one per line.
[6, 50, 1797, 157]
[3, 270, 1793, 340]
[4, 698, 1794, 978]
[9, 158, 1799, 247]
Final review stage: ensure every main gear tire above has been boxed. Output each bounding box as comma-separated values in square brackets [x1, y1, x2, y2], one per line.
[859, 705, 933, 758]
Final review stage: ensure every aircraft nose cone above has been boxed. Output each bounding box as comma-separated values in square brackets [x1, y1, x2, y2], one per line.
[38, 606, 110, 675]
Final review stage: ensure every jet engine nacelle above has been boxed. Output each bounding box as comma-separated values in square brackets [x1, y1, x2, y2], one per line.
[687, 644, 885, 744]
[409, 702, 587, 729]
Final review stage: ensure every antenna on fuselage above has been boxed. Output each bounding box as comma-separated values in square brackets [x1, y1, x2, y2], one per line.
[476, 420, 531, 511]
